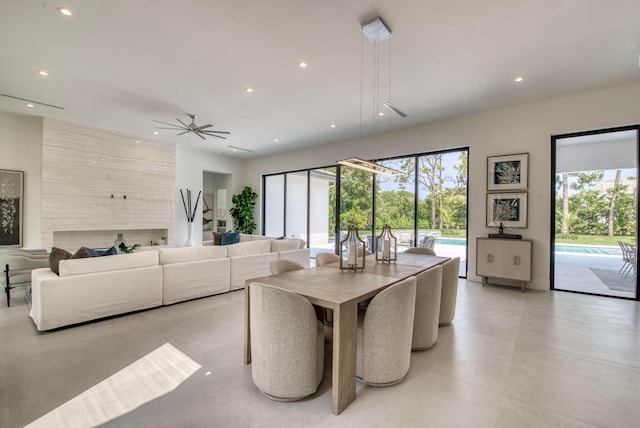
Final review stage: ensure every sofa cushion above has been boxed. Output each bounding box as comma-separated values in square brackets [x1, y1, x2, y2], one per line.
[226, 239, 272, 258]
[159, 246, 228, 265]
[58, 250, 159, 277]
[49, 247, 92, 276]
[271, 238, 305, 252]
[222, 231, 241, 245]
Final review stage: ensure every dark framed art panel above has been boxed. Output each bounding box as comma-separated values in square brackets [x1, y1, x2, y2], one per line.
[0, 169, 24, 247]
[487, 153, 528, 191]
[486, 192, 527, 228]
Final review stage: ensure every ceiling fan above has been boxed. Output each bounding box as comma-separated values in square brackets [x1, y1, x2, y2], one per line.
[152, 114, 230, 140]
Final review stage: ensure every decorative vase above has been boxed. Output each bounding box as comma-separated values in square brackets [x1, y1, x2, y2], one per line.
[185, 221, 195, 247]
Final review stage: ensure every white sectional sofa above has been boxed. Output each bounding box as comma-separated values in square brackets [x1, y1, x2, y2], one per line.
[30, 235, 309, 331]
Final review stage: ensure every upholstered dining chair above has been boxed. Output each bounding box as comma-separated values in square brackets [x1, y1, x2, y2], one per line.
[356, 276, 417, 386]
[439, 257, 460, 326]
[269, 259, 304, 275]
[249, 282, 324, 401]
[411, 265, 443, 350]
[315, 252, 340, 266]
[403, 247, 436, 256]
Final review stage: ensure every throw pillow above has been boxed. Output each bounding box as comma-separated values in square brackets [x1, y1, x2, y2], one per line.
[49, 247, 71, 275]
[83, 246, 117, 257]
[213, 232, 222, 246]
[221, 231, 240, 245]
[49, 247, 93, 275]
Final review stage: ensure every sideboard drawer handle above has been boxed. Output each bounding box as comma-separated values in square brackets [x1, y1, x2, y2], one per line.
[487, 254, 493, 263]
[514, 256, 520, 265]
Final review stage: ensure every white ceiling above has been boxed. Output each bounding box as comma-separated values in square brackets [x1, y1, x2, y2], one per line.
[1, 0, 640, 158]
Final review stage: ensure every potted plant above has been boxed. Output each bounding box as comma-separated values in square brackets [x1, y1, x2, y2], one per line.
[229, 186, 258, 234]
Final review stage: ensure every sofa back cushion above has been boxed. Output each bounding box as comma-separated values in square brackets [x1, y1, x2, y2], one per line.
[271, 238, 305, 252]
[159, 246, 227, 265]
[226, 240, 272, 257]
[58, 250, 159, 277]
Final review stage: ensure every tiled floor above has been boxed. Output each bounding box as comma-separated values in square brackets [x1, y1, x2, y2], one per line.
[1, 280, 639, 427]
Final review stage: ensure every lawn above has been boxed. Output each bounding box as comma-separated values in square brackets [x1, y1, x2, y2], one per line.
[555, 234, 635, 246]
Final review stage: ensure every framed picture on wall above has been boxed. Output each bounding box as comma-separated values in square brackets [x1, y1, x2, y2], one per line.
[487, 153, 528, 190]
[486, 192, 528, 228]
[0, 169, 24, 247]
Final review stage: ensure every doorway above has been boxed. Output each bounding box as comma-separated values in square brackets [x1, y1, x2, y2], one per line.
[551, 126, 639, 299]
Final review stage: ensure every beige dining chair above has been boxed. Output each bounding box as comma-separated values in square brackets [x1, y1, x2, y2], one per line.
[249, 282, 325, 401]
[411, 265, 443, 350]
[356, 276, 417, 386]
[404, 247, 436, 256]
[269, 259, 304, 275]
[439, 257, 460, 326]
[315, 253, 340, 266]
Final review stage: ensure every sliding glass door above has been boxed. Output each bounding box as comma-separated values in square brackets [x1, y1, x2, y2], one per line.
[552, 126, 639, 299]
[262, 148, 468, 276]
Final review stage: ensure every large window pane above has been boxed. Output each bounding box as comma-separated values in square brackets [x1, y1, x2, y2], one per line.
[285, 172, 308, 241]
[339, 166, 373, 245]
[376, 157, 415, 252]
[309, 168, 336, 256]
[264, 175, 284, 237]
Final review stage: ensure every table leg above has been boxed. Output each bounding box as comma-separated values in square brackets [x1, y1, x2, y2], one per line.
[332, 299, 357, 415]
[244, 285, 251, 364]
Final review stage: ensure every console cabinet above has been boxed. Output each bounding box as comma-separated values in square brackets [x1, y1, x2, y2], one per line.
[476, 238, 532, 291]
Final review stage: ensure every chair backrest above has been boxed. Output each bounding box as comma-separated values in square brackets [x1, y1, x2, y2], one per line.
[412, 265, 443, 350]
[404, 247, 436, 256]
[249, 282, 322, 400]
[439, 257, 460, 326]
[315, 252, 340, 266]
[360, 276, 417, 385]
[269, 259, 304, 275]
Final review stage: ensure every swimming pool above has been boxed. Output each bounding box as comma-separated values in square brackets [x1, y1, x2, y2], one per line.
[435, 238, 623, 256]
[554, 244, 621, 255]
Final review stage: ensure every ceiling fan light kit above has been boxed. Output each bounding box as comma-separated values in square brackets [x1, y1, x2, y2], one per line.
[152, 114, 230, 140]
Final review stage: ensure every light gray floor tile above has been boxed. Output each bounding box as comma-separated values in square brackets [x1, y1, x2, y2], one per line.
[1, 279, 639, 428]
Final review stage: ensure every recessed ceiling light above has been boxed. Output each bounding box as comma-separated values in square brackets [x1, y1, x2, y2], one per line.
[245, 87, 254, 93]
[26, 103, 34, 108]
[57, 7, 72, 16]
[514, 76, 524, 83]
[330, 124, 336, 128]
[38, 70, 48, 76]
[153, 131, 159, 135]
[299, 61, 308, 68]
[274, 138, 279, 142]
[135, 140, 140, 144]
[378, 112, 385, 116]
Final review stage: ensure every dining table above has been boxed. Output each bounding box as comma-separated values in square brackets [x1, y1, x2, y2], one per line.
[244, 253, 450, 415]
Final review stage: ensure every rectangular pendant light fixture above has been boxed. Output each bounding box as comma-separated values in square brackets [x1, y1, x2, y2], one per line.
[338, 157, 404, 177]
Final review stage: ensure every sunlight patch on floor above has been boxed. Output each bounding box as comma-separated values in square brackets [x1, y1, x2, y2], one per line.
[25, 343, 201, 428]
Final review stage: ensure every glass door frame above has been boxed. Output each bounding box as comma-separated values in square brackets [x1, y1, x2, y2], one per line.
[550, 124, 640, 300]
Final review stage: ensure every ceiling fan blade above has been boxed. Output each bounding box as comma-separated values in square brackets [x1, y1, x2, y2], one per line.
[195, 124, 213, 131]
[204, 133, 227, 140]
[152, 120, 181, 127]
[201, 130, 231, 135]
[154, 126, 186, 130]
[176, 118, 190, 128]
[177, 130, 192, 135]
[194, 131, 206, 140]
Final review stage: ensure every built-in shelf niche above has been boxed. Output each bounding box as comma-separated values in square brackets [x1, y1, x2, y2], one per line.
[53, 229, 169, 252]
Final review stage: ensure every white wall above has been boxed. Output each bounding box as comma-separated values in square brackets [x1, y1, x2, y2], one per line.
[176, 146, 246, 246]
[246, 81, 640, 290]
[0, 112, 43, 248]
